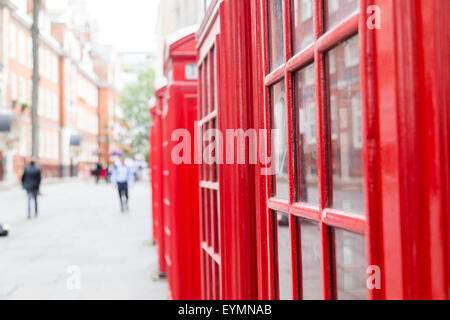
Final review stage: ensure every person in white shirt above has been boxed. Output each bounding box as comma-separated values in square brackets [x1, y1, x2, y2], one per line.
[111, 156, 134, 212]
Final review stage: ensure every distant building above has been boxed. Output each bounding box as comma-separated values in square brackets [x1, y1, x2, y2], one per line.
[0, 0, 123, 184]
[154, 0, 208, 83]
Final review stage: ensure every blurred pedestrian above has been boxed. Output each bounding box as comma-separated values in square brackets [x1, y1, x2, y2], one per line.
[111, 156, 134, 213]
[100, 164, 107, 182]
[106, 161, 115, 184]
[93, 162, 102, 184]
[21, 159, 42, 219]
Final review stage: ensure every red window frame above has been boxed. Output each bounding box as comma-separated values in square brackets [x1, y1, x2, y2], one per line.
[198, 36, 222, 300]
[260, 0, 382, 300]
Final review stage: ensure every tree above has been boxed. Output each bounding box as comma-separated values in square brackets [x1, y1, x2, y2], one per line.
[31, 0, 40, 159]
[119, 67, 155, 160]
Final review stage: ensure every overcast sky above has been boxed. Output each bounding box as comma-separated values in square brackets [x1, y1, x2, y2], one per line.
[47, 0, 159, 53]
[86, 0, 159, 51]
[85, 0, 159, 53]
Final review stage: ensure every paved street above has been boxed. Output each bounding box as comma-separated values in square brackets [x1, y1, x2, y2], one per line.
[0, 179, 167, 300]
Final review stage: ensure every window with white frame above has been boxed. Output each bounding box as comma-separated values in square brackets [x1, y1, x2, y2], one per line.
[19, 78, 26, 103]
[11, 73, 17, 100]
[38, 88, 44, 116]
[53, 56, 58, 83]
[47, 89, 52, 118]
[28, 37, 33, 68]
[54, 93, 59, 120]
[18, 31, 26, 65]
[39, 47, 43, 76]
[46, 54, 52, 80]
[10, 24, 16, 60]
[39, 129, 44, 158]
[20, 125, 27, 156]
[28, 80, 32, 104]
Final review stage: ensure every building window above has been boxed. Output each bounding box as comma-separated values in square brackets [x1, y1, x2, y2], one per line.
[11, 73, 17, 100]
[19, 78, 26, 103]
[18, 31, 26, 65]
[38, 88, 44, 116]
[28, 37, 33, 68]
[10, 24, 16, 60]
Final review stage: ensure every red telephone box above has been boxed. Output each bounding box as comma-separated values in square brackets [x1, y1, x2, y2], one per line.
[255, 0, 449, 300]
[149, 100, 158, 246]
[151, 86, 167, 276]
[192, 0, 449, 300]
[196, 0, 264, 300]
[150, 0, 448, 300]
[157, 31, 202, 299]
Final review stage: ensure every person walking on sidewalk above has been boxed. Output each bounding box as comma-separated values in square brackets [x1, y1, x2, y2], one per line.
[21, 159, 42, 219]
[93, 162, 102, 184]
[111, 156, 134, 213]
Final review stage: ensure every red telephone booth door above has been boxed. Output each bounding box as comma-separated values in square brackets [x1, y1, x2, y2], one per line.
[256, 0, 380, 301]
[256, 0, 450, 300]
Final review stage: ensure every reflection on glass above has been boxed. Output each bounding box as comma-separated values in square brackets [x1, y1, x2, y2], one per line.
[327, 36, 365, 215]
[206, 56, 211, 114]
[294, 63, 318, 205]
[199, 64, 204, 117]
[293, 0, 314, 53]
[210, 47, 216, 113]
[299, 219, 322, 300]
[203, 123, 210, 182]
[334, 228, 367, 300]
[271, 80, 289, 200]
[275, 212, 292, 300]
[268, 0, 285, 71]
[325, 0, 360, 30]
[202, 58, 209, 117]
[205, 0, 213, 11]
[201, 189, 207, 241]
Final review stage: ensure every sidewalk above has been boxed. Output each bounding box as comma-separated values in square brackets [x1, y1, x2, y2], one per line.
[0, 180, 167, 300]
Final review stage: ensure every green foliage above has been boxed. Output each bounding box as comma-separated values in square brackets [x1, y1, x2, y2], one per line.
[119, 67, 155, 160]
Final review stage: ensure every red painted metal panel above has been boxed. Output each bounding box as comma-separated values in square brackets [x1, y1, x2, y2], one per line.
[149, 101, 160, 247]
[153, 86, 167, 276]
[150, 0, 450, 301]
[196, 0, 260, 300]
[150, 33, 202, 299]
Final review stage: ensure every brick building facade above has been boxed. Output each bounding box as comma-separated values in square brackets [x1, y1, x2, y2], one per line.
[0, 0, 122, 184]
